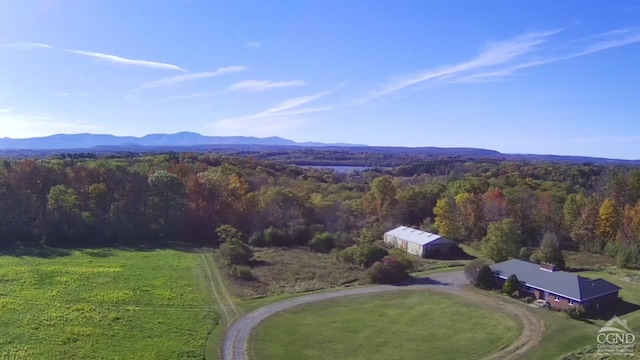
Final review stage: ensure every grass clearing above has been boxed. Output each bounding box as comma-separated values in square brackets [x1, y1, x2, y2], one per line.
[227, 247, 370, 298]
[226, 246, 473, 299]
[0, 248, 218, 359]
[250, 290, 521, 360]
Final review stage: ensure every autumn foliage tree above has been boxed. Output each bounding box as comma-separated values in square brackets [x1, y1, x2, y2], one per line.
[434, 197, 458, 239]
[502, 274, 520, 297]
[597, 198, 621, 241]
[482, 219, 521, 262]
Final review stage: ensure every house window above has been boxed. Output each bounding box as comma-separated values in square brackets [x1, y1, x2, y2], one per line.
[569, 300, 575, 306]
[554, 296, 560, 302]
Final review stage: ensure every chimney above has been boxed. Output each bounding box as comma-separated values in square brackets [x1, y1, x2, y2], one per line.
[540, 262, 556, 272]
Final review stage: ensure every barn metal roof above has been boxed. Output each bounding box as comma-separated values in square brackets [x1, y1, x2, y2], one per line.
[491, 259, 621, 302]
[384, 226, 455, 246]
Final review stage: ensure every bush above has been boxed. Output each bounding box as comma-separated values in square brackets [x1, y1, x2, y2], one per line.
[336, 246, 359, 265]
[616, 243, 640, 269]
[529, 252, 540, 264]
[357, 244, 389, 267]
[309, 232, 336, 253]
[216, 224, 244, 243]
[604, 240, 620, 258]
[518, 247, 530, 259]
[219, 239, 254, 266]
[565, 305, 586, 319]
[464, 259, 489, 286]
[336, 244, 389, 268]
[477, 265, 495, 290]
[230, 265, 254, 280]
[368, 256, 410, 284]
[389, 249, 417, 272]
[287, 224, 312, 246]
[264, 227, 289, 246]
[333, 232, 354, 249]
[502, 274, 520, 297]
[248, 232, 268, 247]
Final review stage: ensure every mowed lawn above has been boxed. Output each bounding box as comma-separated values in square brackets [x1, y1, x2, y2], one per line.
[250, 290, 521, 360]
[0, 249, 218, 360]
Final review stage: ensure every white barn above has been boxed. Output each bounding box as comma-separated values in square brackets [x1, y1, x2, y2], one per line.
[383, 226, 458, 258]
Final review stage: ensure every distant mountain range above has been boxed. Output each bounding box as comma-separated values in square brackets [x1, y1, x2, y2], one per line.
[0, 132, 360, 150]
[0, 132, 638, 165]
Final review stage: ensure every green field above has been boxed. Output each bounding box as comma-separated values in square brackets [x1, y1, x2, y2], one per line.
[250, 290, 521, 360]
[0, 249, 218, 359]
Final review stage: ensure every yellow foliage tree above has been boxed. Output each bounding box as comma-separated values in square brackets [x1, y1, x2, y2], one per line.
[434, 197, 458, 239]
[597, 198, 621, 240]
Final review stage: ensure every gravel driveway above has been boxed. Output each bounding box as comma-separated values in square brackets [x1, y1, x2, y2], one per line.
[221, 271, 543, 360]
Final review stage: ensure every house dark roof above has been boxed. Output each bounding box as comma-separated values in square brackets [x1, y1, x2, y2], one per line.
[491, 259, 621, 302]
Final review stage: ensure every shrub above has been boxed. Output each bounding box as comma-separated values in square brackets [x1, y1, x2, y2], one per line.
[464, 259, 489, 286]
[219, 239, 254, 266]
[368, 256, 410, 284]
[357, 244, 389, 267]
[287, 224, 312, 246]
[529, 252, 540, 264]
[309, 232, 336, 253]
[565, 305, 586, 319]
[604, 240, 620, 258]
[502, 274, 520, 297]
[248, 232, 268, 247]
[336, 244, 388, 268]
[389, 249, 417, 272]
[336, 246, 359, 265]
[333, 232, 354, 249]
[230, 265, 254, 280]
[216, 224, 244, 243]
[477, 265, 495, 290]
[518, 247, 530, 259]
[264, 227, 289, 246]
[616, 243, 640, 269]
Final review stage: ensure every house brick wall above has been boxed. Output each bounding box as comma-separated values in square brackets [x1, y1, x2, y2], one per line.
[528, 288, 575, 310]
[583, 292, 619, 312]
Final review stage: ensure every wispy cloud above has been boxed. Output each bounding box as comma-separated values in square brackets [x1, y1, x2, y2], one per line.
[360, 29, 562, 102]
[166, 92, 219, 100]
[210, 88, 335, 135]
[456, 29, 640, 83]
[55, 92, 95, 97]
[228, 80, 306, 92]
[66, 49, 187, 71]
[244, 41, 262, 48]
[0, 42, 51, 50]
[0, 111, 102, 138]
[133, 66, 247, 94]
[0, 107, 14, 114]
[570, 135, 640, 144]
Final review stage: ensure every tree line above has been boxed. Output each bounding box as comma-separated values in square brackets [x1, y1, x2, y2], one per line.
[1, 154, 640, 269]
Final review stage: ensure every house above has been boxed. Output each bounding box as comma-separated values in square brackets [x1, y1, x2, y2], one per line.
[491, 259, 621, 312]
[383, 226, 458, 258]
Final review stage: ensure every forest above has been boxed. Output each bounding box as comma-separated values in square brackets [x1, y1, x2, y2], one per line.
[1, 153, 640, 270]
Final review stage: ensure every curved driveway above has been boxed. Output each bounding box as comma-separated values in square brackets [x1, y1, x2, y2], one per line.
[221, 271, 543, 360]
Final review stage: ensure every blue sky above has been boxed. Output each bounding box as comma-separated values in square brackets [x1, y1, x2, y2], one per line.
[1, 1, 640, 158]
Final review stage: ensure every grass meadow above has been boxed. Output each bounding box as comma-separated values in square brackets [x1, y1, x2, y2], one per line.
[0, 249, 218, 359]
[249, 290, 521, 360]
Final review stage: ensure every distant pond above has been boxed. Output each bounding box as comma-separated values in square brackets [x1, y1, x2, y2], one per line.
[305, 165, 390, 173]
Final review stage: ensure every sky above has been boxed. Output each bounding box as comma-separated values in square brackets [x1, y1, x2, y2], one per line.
[1, 1, 640, 159]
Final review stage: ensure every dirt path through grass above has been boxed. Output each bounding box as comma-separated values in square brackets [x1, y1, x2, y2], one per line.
[221, 271, 545, 360]
[201, 252, 238, 324]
